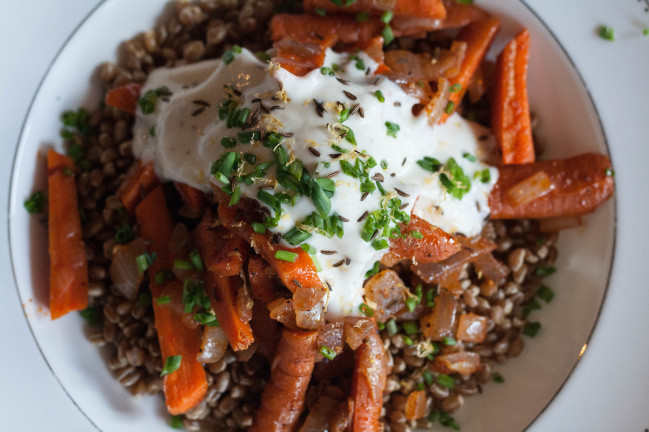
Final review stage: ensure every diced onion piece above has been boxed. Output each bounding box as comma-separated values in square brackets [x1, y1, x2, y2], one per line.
[420, 289, 457, 341]
[434, 351, 481, 376]
[404, 390, 428, 420]
[538, 215, 583, 232]
[295, 301, 325, 330]
[196, 325, 229, 363]
[293, 285, 327, 311]
[236, 281, 254, 322]
[109, 237, 147, 301]
[268, 298, 298, 329]
[363, 270, 409, 321]
[317, 321, 345, 359]
[425, 77, 451, 125]
[473, 252, 509, 285]
[506, 171, 555, 206]
[456, 313, 488, 343]
[344, 317, 375, 350]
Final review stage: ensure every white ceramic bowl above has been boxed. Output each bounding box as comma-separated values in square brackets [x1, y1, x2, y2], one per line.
[8, 1, 615, 431]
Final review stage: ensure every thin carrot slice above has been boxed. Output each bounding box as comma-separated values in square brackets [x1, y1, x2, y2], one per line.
[174, 182, 206, 217]
[203, 272, 254, 352]
[119, 160, 160, 214]
[438, 18, 500, 123]
[389, 214, 461, 264]
[404, 390, 427, 420]
[194, 209, 248, 277]
[491, 29, 534, 164]
[135, 186, 207, 415]
[303, 0, 446, 19]
[47, 149, 88, 319]
[104, 82, 143, 115]
[489, 153, 614, 219]
[350, 320, 388, 432]
[249, 328, 318, 432]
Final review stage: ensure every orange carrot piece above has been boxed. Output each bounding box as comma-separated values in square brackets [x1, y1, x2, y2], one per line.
[174, 182, 206, 217]
[248, 255, 278, 304]
[271, 14, 382, 45]
[203, 272, 254, 352]
[194, 210, 248, 277]
[389, 214, 461, 264]
[47, 149, 88, 319]
[216, 198, 323, 294]
[491, 29, 534, 164]
[439, 18, 500, 123]
[135, 186, 207, 415]
[489, 153, 614, 219]
[104, 82, 142, 115]
[303, 0, 446, 19]
[250, 328, 318, 432]
[456, 312, 488, 343]
[119, 160, 160, 214]
[350, 321, 388, 432]
[404, 390, 428, 420]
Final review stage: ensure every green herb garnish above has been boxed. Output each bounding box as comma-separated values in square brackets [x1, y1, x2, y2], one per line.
[24, 191, 45, 214]
[161, 355, 182, 376]
[319, 345, 337, 360]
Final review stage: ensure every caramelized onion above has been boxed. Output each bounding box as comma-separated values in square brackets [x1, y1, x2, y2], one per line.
[425, 77, 451, 125]
[363, 270, 409, 321]
[295, 301, 325, 330]
[473, 252, 509, 285]
[236, 280, 254, 322]
[506, 171, 555, 206]
[197, 325, 229, 363]
[293, 285, 327, 311]
[384, 42, 466, 81]
[456, 313, 487, 343]
[317, 321, 345, 359]
[110, 237, 147, 301]
[420, 289, 457, 341]
[434, 351, 481, 375]
[268, 298, 298, 329]
[404, 390, 428, 420]
[344, 317, 375, 350]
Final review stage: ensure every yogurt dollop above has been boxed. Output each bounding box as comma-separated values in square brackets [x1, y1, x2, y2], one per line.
[133, 48, 497, 318]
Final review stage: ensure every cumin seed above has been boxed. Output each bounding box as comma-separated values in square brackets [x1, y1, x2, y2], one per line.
[357, 210, 368, 222]
[326, 170, 339, 178]
[333, 259, 345, 267]
[321, 250, 337, 255]
[336, 77, 350, 85]
[192, 100, 210, 107]
[343, 90, 358, 100]
[395, 188, 410, 197]
[361, 192, 369, 201]
[308, 147, 321, 157]
[338, 215, 349, 222]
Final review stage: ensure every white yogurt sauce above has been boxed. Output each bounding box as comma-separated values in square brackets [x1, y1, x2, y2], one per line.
[133, 48, 498, 318]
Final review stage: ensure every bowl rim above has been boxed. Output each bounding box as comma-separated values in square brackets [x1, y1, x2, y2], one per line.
[6, 0, 617, 430]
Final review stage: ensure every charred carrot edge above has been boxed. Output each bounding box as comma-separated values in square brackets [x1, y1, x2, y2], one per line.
[47, 149, 88, 320]
[203, 272, 254, 352]
[303, 0, 446, 19]
[438, 18, 501, 123]
[104, 82, 143, 115]
[194, 210, 248, 277]
[175, 182, 206, 216]
[135, 186, 207, 415]
[350, 321, 388, 432]
[389, 214, 461, 264]
[491, 29, 535, 165]
[489, 153, 614, 219]
[249, 328, 318, 432]
[119, 160, 160, 214]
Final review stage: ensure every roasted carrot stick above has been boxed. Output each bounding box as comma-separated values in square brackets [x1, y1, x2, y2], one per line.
[248, 255, 278, 304]
[350, 320, 388, 432]
[119, 160, 160, 214]
[135, 186, 207, 415]
[491, 29, 535, 165]
[203, 272, 254, 352]
[489, 153, 614, 219]
[303, 0, 446, 19]
[389, 214, 461, 264]
[47, 149, 88, 319]
[194, 209, 248, 277]
[104, 82, 143, 115]
[250, 328, 318, 432]
[174, 182, 206, 217]
[439, 18, 500, 123]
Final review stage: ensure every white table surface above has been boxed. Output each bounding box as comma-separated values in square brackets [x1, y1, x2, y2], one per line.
[1, 1, 648, 431]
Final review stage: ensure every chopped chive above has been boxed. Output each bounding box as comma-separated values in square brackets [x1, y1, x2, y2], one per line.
[359, 303, 374, 317]
[252, 222, 266, 234]
[523, 321, 541, 337]
[644, 28, 649, 36]
[115, 223, 134, 244]
[256, 51, 271, 62]
[405, 296, 419, 313]
[462, 152, 477, 162]
[385, 121, 400, 138]
[386, 319, 398, 336]
[136, 252, 156, 273]
[24, 191, 45, 214]
[374, 90, 385, 103]
[598, 25, 615, 41]
[221, 137, 236, 148]
[161, 355, 182, 376]
[537, 285, 555, 303]
[319, 345, 336, 360]
[449, 83, 462, 93]
[380, 10, 393, 24]
[156, 295, 171, 305]
[320, 66, 335, 76]
[377, 321, 385, 330]
[417, 382, 426, 390]
[402, 335, 414, 346]
[523, 299, 542, 318]
[444, 100, 455, 114]
[275, 250, 298, 262]
[475, 168, 491, 183]
[409, 230, 423, 239]
[380, 159, 388, 169]
[437, 374, 455, 389]
[423, 370, 433, 386]
[402, 321, 419, 335]
[536, 266, 556, 276]
[189, 249, 204, 272]
[442, 336, 456, 346]
[356, 11, 369, 22]
[194, 312, 219, 326]
[382, 25, 394, 45]
[174, 260, 194, 270]
[605, 168, 615, 177]
[80, 307, 101, 326]
[229, 185, 241, 206]
[365, 261, 380, 278]
[301, 243, 317, 255]
[222, 45, 242, 64]
[311, 255, 323, 272]
[238, 131, 260, 144]
[170, 415, 184, 429]
[425, 289, 435, 307]
[314, 7, 326, 16]
[492, 372, 505, 383]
